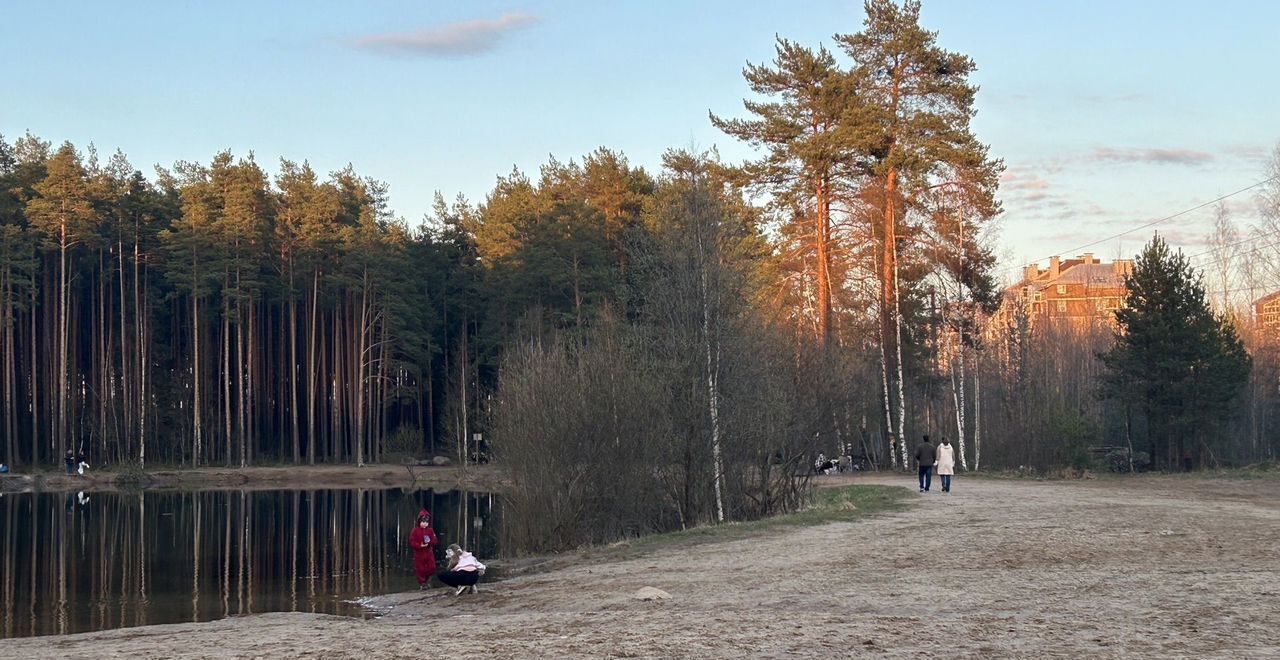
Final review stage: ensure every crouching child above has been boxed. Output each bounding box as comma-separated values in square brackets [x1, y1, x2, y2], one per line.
[438, 544, 486, 595]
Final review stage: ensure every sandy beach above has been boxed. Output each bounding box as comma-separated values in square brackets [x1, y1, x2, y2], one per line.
[4, 473, 1278, 659]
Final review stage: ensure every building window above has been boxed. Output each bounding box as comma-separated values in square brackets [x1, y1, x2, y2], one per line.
[1056, 284, 1067, 295]
[1056, 300, 1067, 313]
[1034, 292, 1043, 302]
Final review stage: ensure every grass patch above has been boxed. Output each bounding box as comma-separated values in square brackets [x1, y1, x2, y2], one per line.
[499, 485, 914, 574]
[1163, 462, 1280, 481]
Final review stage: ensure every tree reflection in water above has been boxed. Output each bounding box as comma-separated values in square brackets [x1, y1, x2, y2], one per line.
[0, 487, 497, 638]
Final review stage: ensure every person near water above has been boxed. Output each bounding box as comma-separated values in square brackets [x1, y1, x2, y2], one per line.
[408, 509, 438, 590]
[64, 450, 76, 475]
[914, 435, 936, 492]
[437, 543, 487, 595]
[936, 437, 956, 493]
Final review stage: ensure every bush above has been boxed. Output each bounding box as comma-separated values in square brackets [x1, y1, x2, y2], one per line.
[383, 425, 423, 461]
[1068, 447, 1092, 472]
[1105, 448, 1152, 473]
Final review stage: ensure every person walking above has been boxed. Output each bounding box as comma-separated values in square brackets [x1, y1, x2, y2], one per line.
[936, 437, 956, 493]
[437, 543, 487, 595]
[408, 509, 438, 590]
[914, 435, 936, 492]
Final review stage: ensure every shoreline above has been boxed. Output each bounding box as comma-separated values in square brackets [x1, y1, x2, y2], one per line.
[0, 462, 508, 494]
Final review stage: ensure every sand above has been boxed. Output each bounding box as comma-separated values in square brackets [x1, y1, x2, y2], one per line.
[4, 473, 1278, 659]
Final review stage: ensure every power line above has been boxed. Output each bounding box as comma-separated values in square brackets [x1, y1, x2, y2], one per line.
[1004, 174, 1280, 277]
[1189, 227, 1280, 264]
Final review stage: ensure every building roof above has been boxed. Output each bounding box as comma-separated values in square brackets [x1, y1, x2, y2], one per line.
[1015, 261, 1129, 290]
[1254, 291, 1280, 307]
[1049, 263, 1127, 287]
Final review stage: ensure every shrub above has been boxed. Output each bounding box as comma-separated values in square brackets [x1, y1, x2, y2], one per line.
[1105, 448, 1153, 473]
[383, 425, 423, 461]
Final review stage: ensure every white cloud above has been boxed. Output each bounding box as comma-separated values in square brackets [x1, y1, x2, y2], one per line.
[353, 13, 539, 58]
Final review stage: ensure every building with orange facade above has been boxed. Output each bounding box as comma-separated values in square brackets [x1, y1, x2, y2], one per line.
[1254, 291, 1280, 329]
[997, 253, 1133, 330]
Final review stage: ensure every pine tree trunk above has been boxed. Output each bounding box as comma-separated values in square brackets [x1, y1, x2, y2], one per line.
[814, 175, 833, 345]
[135, 236, 146, 467]
[973, 353, 982, 471]
[223, 291, 232, 466]
[289, 265, 299, 463]
[139, 266, 148, 468]
[355, 274, 368, 467]
[118, 241, 131, 463]
[331, 307, 341, 460]
[3, 265, 14, 465]
[30, 279, 39, 465]
[237, 300, 247, 468]
[58, 231, 68, 457]
[192, 265, 202, 466]
[306, 270, 319, 464]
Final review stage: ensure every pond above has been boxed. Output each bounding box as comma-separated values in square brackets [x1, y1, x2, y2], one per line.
[0, 487, 499, 638]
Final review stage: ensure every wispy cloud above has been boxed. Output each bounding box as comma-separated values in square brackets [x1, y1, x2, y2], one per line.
[353, 13, 539, 58]
[1077, 92, 1148, 104]
[1090, 147, 1214, 166]
[1000, 170, 1050, 192]
[1225, 143, 1273, 165]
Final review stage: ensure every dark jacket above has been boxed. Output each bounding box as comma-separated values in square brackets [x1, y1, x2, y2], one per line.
[915, 442, 936, 467]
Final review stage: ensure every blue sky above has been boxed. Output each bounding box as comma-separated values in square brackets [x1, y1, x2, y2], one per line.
[4, 1, 1278, 282]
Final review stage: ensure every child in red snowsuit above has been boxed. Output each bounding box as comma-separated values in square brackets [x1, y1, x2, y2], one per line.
[409, 509, 438, 589]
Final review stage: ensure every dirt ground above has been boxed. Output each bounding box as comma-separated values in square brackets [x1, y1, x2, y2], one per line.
[4, 473, 1278, 659]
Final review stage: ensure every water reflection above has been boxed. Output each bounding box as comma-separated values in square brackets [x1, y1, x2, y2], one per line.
[0, 487, 498, 638]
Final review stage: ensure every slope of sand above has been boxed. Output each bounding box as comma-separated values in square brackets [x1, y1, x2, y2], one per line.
[5, 474, 1278, 659]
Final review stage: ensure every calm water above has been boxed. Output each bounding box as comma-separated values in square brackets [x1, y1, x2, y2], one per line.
[0, 487, 498, 638]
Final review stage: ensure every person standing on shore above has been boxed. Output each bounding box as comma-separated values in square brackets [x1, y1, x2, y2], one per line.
[409, 509, 438, 590]
[914, 435, 936, 493]
[64, 450, 75, 475]
[936, 437, 955, 493]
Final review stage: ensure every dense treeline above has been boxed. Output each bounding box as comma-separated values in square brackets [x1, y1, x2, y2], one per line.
[0, 134, 486, 468]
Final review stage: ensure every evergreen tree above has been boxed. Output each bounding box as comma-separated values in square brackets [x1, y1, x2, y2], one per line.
[712, 39, 852, 345]
[1101, 235, 1251, 470]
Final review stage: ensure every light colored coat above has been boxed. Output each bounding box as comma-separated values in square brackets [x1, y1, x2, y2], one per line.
[936, 443, 956, 475]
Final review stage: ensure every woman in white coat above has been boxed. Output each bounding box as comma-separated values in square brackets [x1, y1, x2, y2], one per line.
[936, 437, 956, 493]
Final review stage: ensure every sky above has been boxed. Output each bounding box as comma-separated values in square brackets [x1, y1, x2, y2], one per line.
[4, 0, 1278, 284]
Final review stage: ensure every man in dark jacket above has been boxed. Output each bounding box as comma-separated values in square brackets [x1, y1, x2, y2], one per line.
[915, 435, 936, 492]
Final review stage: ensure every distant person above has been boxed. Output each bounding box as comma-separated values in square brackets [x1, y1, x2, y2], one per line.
[409, 509, 439, 590]
[915, 435, 936, 493]
[64, 450, 76, 475]
[438, 543, 486, 595]
[936, 437, 955, 493]
[76, 450, 90, 476]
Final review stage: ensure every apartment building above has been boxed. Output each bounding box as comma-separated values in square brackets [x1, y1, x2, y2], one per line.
[999, 253, 1133, 329]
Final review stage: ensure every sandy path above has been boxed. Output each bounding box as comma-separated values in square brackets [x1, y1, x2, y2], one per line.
[5, 474, 1278, 659]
